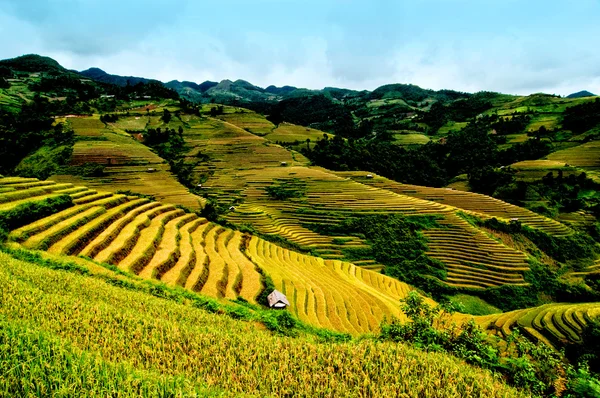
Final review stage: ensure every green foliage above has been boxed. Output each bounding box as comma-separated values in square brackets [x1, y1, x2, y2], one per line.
[14, 144, 73, 180]
[262, 310, 298, 336]
[0, 101, 74, 175]
[265, 178, 306, 200]
[0, 195, 73, 236]
[566, 320, 600, 374]
[161, 108, 172, 123]
[563, 98, 600, 133]
[308, 213, 447, 292]
[448, 294, 501, 316]
[381, 292, 573, 396]
[65, 162, 106, 177]
[565, 364, 600, 398]
[267, 94, 355, 136]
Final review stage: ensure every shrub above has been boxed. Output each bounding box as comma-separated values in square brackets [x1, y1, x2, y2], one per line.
[265, 179, 306, 200]
[0, 195, 73, 233]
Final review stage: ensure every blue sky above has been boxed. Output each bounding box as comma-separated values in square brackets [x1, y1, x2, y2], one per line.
[1, 0, 599, 95]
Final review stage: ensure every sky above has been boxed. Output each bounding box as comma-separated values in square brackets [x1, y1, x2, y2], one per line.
[1, 0, 599, 96]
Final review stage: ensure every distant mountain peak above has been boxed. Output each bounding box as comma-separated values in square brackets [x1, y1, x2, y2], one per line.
[81, 67, 107, 74]
[0, 54, 66, 73]
[567, 90, 596, 99]
[79, 68, 154, 87]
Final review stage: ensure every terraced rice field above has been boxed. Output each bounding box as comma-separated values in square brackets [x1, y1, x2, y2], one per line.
[337, 171, 572, 236]
[477, 302, 600, 348]
[215, 110, 276, 136]
[424, 213, 530, 289]
[263, 122, 329, 145]
[547, 140, 600, 169]
[1, 176, 421, 334]
[223, 166, 451, 262]
[245, 235, 417, 333]
[511, 160, 577, 181]
[51, 115, 205, 209]
[568, 259, 600, 278]
[196, 160, 545, 287]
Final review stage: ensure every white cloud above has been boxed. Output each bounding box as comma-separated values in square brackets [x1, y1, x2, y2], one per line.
[0, 1, 599, 96]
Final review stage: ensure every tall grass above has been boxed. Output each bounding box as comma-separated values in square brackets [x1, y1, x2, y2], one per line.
[0, 251, 530, 397]
[0, 321, 229, 397]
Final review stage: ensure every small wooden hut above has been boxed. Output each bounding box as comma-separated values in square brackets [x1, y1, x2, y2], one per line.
[267, 290, 290, 309]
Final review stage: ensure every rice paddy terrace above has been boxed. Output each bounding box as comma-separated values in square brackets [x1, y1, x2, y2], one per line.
[45, 106, 581, 293]
[338, 171, 572, 236]
[478, 302, 600, 349]
[152, 108, 584, 291]
[0, 176, 420, 334]
[2, 175, 600, 348]
[51, 115, 205, 209]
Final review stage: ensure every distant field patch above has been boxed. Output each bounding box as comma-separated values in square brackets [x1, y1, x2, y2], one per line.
[393, 133, 431, 145]
[68, 117, 108, 137]
[217, 112, 275, 136]
[112, 116, 148, 131]
[437, 121, 468, 135]
[547, 141, 600, 168]
[527, 115, 560, 131]
[265, 122, 328, 145]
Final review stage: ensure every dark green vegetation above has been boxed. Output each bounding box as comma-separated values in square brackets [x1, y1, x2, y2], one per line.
[381, 292, 600, 397]
[306, 213, 447, 289]
[302, 118, 553, 188]
[265, 178, 307, 200]
[562, 98, 600, 134]
[567, 91, 596, 99]
[0, 100, 73, 176]
[0, 195, 73, 243]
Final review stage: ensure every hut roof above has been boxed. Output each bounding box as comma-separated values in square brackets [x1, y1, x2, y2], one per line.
[267, 290, 290, 308]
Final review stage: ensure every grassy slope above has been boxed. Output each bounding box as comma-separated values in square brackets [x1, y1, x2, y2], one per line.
[0, 250, 529, 397]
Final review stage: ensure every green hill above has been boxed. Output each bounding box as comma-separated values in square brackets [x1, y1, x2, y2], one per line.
[0, 54, 67, 73]
[567, 90, 596, 99]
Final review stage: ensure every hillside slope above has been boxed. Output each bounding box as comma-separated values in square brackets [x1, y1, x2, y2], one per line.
[0, 176, 420, 334]
[0, 250, 530, 397]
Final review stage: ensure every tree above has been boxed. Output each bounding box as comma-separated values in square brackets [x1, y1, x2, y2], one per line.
[162, 109, 172, 124]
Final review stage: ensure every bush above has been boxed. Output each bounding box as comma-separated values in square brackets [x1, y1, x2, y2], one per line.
[0, 195, 73, 233]
[265, 179, 306, 200]
[381, 292, 571, 396]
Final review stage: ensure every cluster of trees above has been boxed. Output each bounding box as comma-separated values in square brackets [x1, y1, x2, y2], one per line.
[99, 113, 119, 123]
[563, 98, 600, 133]
[483, 113, 531, 135]
[0, 97, 72, 175]
[209, 105, 224, 117]
[494, 171, 600, 215]
[304, 121, 551, 189]
[30, 74, 99, 101]
[267, 94, 357, 137]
